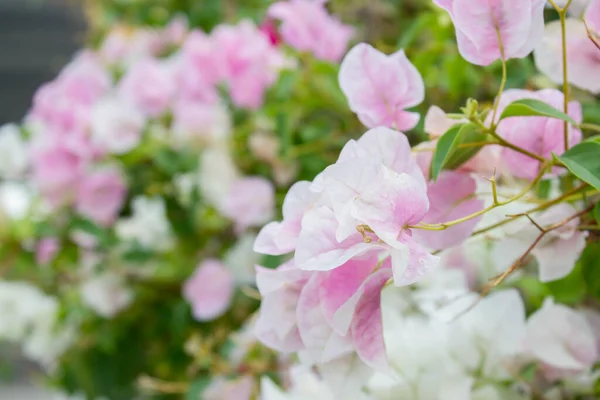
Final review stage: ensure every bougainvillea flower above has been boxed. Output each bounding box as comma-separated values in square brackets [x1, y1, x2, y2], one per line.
[433, 0, 546, 66]
[535, 19, 600, 95]
[339, 43, 425, 130]
[268, 0, 353, 62]
[183, 260, 234, 321]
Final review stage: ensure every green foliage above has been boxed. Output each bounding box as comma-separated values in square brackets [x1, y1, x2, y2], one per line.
[430, 123, 488, 180]
[580, 242, 600, 299]
[499, 98, 577, 125]
[555, 141, 600, 191]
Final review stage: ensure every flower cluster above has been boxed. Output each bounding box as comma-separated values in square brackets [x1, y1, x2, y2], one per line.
[0, 2, 354, 395]
[255, 1, 600, 398]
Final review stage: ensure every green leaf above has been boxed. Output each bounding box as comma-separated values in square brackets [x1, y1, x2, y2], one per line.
[580, 242, 600, 299]
[545, 261, 586, 305]
[186, 377, 211, 400]
[430, 123, 488, 180]
[554, 141, 600, 190]
[499, 98, 576, 125]
[594, 203, 600, 225]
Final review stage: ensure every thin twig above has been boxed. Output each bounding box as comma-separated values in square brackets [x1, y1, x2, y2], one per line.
[480, 204, 594, 296]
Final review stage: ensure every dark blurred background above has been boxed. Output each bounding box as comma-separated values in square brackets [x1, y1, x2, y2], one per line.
[0, 0, 86, 124]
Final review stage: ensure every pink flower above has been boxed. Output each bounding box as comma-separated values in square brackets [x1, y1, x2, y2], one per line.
[259, 19, 282, 46]
[254, 181, 317, 255]
[172, 99, 230, 146]
[204, 376, 254, 400]
[254, 261, 311, 353]
[492, 203, 588, 282]
[255, 259, 392, 371]
[413, 171, 484, 250]
[29, 52, 110, 135]
[339, 43, 425, 130]
[56, 51, 112, 105]
[76, 168, 127, 226]
[535, 18, 600, 94]
[253, 128, 441, 372]
[220, 177, 275, 233]
[212, 21, 286, 109]
[90, 97, 145, 154]
[586, 0, 600, 34]
[493, 89, 582, 180]
[524, 298, 598, 378]
[30, 142, 85, 207]
[268, 0, 353, 62]
[183, 260, 234, 321]
[433, 0, 546, 66]
[36, 238, 60, 265]
[175, 31, 220, 102]
[118, 59, 176, 117]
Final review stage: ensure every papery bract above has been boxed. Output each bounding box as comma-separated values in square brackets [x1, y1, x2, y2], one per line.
[118, 58, 176, 117]
[268, 0, 353, 62]
[30, 142, 85, 207]
[183, 259, 234, 321]
[80, 272, 133, 318]
[413, 171, 484, 250]
[433, 0, 546, 66]
[220, 177, 275, 233]
[172, 99, 231, 146]
[586, 0, 600, 34]
[90, 97, 145, 154]
[254, 181, 316, 255]
[524, 298, 598, 374]
[255, 261, 311, 353]
[75, 168, 127, 226]
[535, 19, 600, 94]
[339, 43, 424, 130]
[115, 196, 174, 251]
[213, 21, 285, 109]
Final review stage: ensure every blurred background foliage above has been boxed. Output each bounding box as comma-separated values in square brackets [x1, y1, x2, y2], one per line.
[2, 1, 597, 399]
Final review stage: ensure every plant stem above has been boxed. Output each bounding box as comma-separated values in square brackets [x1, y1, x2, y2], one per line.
[559, 6, 572, 150]
[491, 58, 507, 128]
[409, 163, 551, 231]
[481, 203, 593, 295]
[579, 122, 600, 133]
[471, 182, 589, 237]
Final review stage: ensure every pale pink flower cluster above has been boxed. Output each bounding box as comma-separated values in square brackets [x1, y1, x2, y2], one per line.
[268, 0, 353, 62]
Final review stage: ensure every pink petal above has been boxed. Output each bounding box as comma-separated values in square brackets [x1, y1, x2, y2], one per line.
[319, 254, 380, 335]
[352, 169, 429, 247]
[295, 206, 376, 272]
[339, 43, 424, 130]
[413, 171, 484, 250]
[350, 269, 393, 372]
[337, 127, 426, 189]
[183, 260, 234, 321]
[533, 231, 587, 282]
[296, 273, 353, 363]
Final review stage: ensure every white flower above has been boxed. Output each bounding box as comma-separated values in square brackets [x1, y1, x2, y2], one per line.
[224, 233, 261, 285]
[0, 124, 28, 178]
[0, 182, 33, 220]
[115, 196, 173, 251]
[90, 96, 145, 154]
[80, 272, 134, 318]
[198, 146, 240, 207]
[0, 281, 73, 369]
